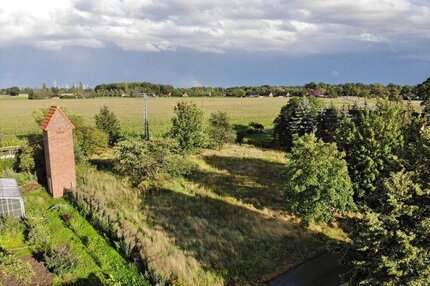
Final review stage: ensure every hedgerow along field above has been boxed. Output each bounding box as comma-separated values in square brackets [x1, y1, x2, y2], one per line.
[0, 95, 392, 137]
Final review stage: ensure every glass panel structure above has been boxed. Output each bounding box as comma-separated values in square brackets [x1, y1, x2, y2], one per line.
[0, 179, 25, 218]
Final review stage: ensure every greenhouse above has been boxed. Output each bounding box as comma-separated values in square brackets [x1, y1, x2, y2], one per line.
[0, 178, 25, 218]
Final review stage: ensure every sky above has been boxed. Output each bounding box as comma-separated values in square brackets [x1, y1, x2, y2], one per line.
[0, 0, 430, 88]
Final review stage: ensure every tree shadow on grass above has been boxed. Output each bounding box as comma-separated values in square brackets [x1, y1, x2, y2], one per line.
[62, 273, 104, 286]
[187, 155, 286, 212]
[143, 188, 340, 284]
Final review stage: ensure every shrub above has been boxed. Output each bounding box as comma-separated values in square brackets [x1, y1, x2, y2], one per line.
[0, 216, 23, 241]
[26, 221, 52, 255]
[208, 111, 236, 150]
[248, 122, 264, 133]
[44, 245, 78, 276]
[115, 139, 194, 190]
[0, 252, 34, 284]
[168, 102, 207, 154]
[14, 145, 35, 173]
[284, 133, 354, 226]
[95, 105, 122, 146]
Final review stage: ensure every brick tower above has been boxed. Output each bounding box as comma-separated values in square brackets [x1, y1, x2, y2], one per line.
[39, 106, 76, 198]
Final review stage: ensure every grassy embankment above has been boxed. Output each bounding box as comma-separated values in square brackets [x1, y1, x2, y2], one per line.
[0, 170, 149, 286]
[72, 144, 348, 285]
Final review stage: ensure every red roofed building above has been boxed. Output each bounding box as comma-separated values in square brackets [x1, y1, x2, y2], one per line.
[39, 106, 76, 198]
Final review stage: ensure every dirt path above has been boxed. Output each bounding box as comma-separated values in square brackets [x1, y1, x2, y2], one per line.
[268, 252, 341, 286]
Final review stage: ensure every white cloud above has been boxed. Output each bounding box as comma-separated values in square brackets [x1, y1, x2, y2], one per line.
[0, 0, 429, 57]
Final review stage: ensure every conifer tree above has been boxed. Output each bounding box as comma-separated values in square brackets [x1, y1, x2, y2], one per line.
[342, 171, 430, 285]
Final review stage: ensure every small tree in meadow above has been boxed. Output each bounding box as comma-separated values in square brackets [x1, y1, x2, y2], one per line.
[208, 111, 235, 150]
[284, 133, 354, 226]
[95, 106, 122, 146]
[168, 102, 207, 154]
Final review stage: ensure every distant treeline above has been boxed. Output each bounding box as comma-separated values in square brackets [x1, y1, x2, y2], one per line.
[2, 77, 430, 100]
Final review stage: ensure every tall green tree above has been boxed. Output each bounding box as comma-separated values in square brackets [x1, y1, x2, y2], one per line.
[168, 102, 207, 154]
[208, 111, 235, 150]
[342, 171, 430, 285]
[284, 133, 354, 226]
[335, 101, 408, 201]
[273, 96, 321, 149]
[94, 105, 122, 146]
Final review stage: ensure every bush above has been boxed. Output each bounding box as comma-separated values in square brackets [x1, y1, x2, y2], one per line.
[0, 216, 24, 241]
[284, 133, 354, 226]
[115, 139, 194, 190]
[208, 111, 236, 150]
[248, 122, 264, 133]
[0, 252, 34, 284]
[168, 102, 207, 154]
[26, 221, 52, 255]
[44, 245, 78, 276]
[14, 145, 35, 173]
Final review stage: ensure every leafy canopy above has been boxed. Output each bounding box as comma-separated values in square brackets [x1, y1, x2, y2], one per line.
[284, 133, 354, 226]
[168, 101, 207, 154]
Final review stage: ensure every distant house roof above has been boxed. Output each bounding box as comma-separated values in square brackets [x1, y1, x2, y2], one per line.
[311, 90, 326, 97]
[0, 179, 21, 198]
[39, 106, 75, 131]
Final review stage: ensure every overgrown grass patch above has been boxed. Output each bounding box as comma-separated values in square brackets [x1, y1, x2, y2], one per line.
[72, 144, 348, 285]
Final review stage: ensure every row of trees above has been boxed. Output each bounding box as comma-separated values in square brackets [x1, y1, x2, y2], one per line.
[5, 77, 430, 100]
[274, 94, 430, 284]
[93, 80, 428, 99]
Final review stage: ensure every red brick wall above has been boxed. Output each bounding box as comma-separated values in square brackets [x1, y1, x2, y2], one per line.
[42, 111, 76, 198]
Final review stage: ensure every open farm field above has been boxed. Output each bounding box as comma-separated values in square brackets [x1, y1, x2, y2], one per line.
[0, 96, 407, 137]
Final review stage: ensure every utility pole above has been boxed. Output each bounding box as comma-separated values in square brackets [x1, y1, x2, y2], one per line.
[144, 93, 150, 140]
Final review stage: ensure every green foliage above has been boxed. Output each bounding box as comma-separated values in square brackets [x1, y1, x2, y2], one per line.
[5, 86, 20, 96]
[342, 171, 430, 285]
[14, 145, 35, 173]
[26, 220, 52, 255]
[414, 76, 430, 101]
[115, 139, 193, 189]
[248, 122, 264, 133]
[168, 101, 207, 153]
[208, 111, 236, 150]
[284, 133, 354, 226]
[335, 101, 408, 201]
[273, 96, 322, 149]
[45, 245, 78, 276]
[0, 252, 34, 284]
[316, 106, 342, 143]
[0, 216, 24, 244]
[74, 126, 108, 157]
[95, 105, 122, 146]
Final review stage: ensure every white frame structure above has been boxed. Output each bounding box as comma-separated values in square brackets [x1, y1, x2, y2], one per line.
[0, 179, 25, 218]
